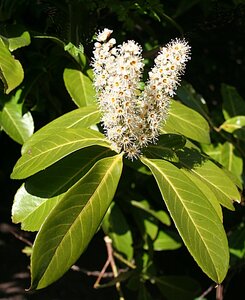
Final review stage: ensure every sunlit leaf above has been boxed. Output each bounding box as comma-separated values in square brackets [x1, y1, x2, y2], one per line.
[162, 100, 210, 144]
[102, 202, 134, 260]
[0, 89, 34, 144]
[12, 147, 115, 231]
[0, 38, 24, 93]
[8, 31, 31, 51]
[12, 184, 60, 231]
[155, 275, 201, 300]
[22, 105, 101, 153]
[31, 154, 123, 289]
[141, 157, 229, 283]
[11, 128, 110, 179]
[63, 68, 96, 107]
[221, 84, 245, 120]
[177, 148, 240, 210]
[220, 116, 245, 136]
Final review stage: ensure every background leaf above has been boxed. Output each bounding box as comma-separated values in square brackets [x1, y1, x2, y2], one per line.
[221, 83, 245, 120]
[141, 157, 230, 283]
[0, 89, 34, 144]
[11, 128, 110, 179]
[102, 202, 134, 260]
[63, 68, 96, 107]
[153, 230, 182, 251]
[8, 30, 31, 51]
[155, 275, 201, 300]
[0, 38, 24, 93]
[162, 100, 210, 144]
[31, 154, 123, 289]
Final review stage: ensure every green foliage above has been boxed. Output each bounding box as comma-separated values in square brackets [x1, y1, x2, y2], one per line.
[0, 1, 244, 299]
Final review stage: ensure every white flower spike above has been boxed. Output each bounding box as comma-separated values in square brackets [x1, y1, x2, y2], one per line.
[92, 29, 191, 159]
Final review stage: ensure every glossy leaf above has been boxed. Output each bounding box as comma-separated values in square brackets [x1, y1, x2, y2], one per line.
[162, 100, 210, 144]
[221, 84, 245, 120]
[153, 230, 182, 251]
[220, 116, 245, 138]
[31, 154, 123, 289]
[12, 184, 60, 231]
[177, 148, 240, 210]
[141, 157, 229, 283]
[12, 147, 115, 231]
[0, 38, 24, 93]
[155, 276, 201, 300]
[22, 105, 101, 153]
[11, 128, 110, 179]
[8, 31, 31, 51]
[63, 68, 96, 107]
[102, 202, 134, 260]
[0, 89, 34, 144]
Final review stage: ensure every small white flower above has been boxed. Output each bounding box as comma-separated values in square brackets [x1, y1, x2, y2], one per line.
[92, 29, 191, 159]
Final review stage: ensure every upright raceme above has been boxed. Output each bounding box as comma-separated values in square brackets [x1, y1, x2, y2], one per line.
[92, 28, 191, 159]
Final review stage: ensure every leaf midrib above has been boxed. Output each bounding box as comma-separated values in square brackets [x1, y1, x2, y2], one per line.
[144, 158, 217, 276]
[37, 155, 121, 285]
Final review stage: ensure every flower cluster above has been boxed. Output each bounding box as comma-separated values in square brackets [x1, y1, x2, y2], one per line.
[92, 29, 191, 159]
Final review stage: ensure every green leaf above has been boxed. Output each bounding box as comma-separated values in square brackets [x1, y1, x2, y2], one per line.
[11, 128, 110, 179]
[153, 230, 182, 251]
[219, 116, 245, 138]
[155, 275, 201, 300]
[162, 100, 210, 144]
[220, 142, 243, 182]
[12, 184, 60, 232]
[228, 223, 245, 259]
[30, 154, 123, 289]
[0, 38, 24, 93]
[22, 105, 101, 153]
[130, 199, 171, 226]
[177, 148, 240, 210]
[102, 202, 133, 260]
[8, 31, 31, 51]
[12, 147, 115, 231]
[0, 89, 34, 144]
[177, 82, 209, 119]
[221, 84, 245, 120]
[63, 68, 96, 107]
[141, 157, 229, 283]
[143, 134, 186, 162]
[64, 42, 87, 67]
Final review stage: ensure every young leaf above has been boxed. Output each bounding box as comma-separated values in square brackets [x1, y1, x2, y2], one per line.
[141, 157, 229, 283]
[219, 116, 245, 136]
[162, 100, 210, 144]
[31, 154, 123, 289]
[154, 275, 201, 300]
[8, 31, 31, 51]
[221, 84, 245, 120]
[0, 89, 34, 144]
[21, 105, 101, 153]
[63, 68, 96, 107]
[0, 38, 24, 93]
[11, 128, 111, 179]
[102, 202, 134, 260]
